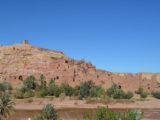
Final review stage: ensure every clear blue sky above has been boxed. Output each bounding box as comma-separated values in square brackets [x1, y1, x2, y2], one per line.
[0, 0, 160, 73]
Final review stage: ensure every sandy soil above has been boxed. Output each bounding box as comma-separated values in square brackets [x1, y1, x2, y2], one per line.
[14, 96, 160, 110]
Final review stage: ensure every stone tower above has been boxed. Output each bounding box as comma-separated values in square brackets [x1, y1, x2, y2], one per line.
[23, 40, 29, 44]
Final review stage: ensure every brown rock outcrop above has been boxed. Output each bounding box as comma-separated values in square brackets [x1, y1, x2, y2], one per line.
[0, 42, 160, 92]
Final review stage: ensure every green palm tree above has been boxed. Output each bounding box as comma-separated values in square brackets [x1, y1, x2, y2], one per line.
[0, 92, 15, 120]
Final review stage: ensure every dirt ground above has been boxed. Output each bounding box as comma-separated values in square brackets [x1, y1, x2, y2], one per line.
[14, 95, 160, 111]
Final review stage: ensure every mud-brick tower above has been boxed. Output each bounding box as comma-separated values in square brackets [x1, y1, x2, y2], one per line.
[23, 40, 29, 44]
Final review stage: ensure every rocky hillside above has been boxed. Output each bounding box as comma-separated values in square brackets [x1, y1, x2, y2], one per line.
[0, 42, 160, 92]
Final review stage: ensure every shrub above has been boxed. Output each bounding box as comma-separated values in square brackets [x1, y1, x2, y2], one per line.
[20, 86, 30, 94]
[96, 86, 106, 96]
[42, 104, 58, 120]
[0, 92, 15, 120]
[59, 93, 65, 101]
[14, 90, 24, 99]
[33, 114, 44, 120]
[83, 106, 144, 120]
[23, 91, 34, 98]
[135, 88, 148, 99]
[0, 82, 13, 92]
[106, 87, 115, 97]
[152, 91, 160, 99]
[34, 104, 58, 120]
[135, 88, 143, 95]
[107, 84, 133, 99]
[140, 92, 148, 98]
[35, 86, 47, 98]
[107, 83, 133, 99]
[2, 82, 12, 90]
[113, 89, 125, 99]
[107, 83, 120, 97]
[14, 85, 34, 99]
[89, 86, 106, 98]
[89, 87, 98, 97]
[27, 98, 33, 103]
[73, 85, 80, 96]
[23, 76, 36, 89]
[123, 91, 134, 99]
[0, 83, 4, 91]
[94, 106, 108, 119]
[121, 109, 144, 120]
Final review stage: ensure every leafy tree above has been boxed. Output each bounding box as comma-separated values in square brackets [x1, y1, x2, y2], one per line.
[23, 76, 36, 89]
[39, 74, 47, 89]
[60, 83, 74, 96]
[0, 92, 15, 120]
[79, 80, 94, 98]
[35, 75, 48, 96]
[49, 78, 55, 86]
[48, 82, 61, 97]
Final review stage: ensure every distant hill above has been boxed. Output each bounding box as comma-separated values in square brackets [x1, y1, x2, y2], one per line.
[0, 40, 160, 92]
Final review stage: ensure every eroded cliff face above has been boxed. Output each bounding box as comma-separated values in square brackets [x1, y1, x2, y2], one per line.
[0, 43, 160, 92]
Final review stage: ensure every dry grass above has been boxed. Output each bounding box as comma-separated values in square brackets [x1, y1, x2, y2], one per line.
[86, 97, 134, 105]
[86, 97, 110, 105]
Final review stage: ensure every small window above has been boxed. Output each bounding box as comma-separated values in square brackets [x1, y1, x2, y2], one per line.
[19, 76, 23, 81]
[65, 60, 68, 63]
[97, 75, 99, 79]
